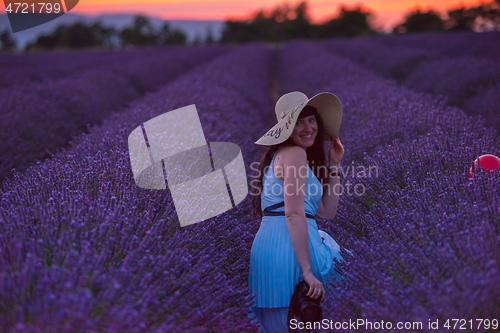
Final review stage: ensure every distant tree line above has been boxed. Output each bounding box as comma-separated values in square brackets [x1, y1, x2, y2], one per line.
[393, 0, 500, 33]
[221, 0, 500, 43]
[221, 0, 500, 42]
[1, 0, 499, 51]
[20, 15, 190, 51]
[0, 15, 195, 52]
[220, 2, 375, 43]
[0, 30, 16, 51]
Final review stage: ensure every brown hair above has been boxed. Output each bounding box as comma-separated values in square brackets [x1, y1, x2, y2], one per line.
[251, 105, 328, 219]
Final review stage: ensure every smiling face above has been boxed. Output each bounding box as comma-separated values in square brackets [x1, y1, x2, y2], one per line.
[290, 114, 318, 149]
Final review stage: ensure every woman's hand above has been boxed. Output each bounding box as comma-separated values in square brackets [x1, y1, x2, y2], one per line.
[303, 271, 325, 303]
[328, 136, 344, 167]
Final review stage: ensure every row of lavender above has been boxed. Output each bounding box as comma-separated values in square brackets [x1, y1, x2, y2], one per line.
[0, 43, 273, 332]
[0, 44, 231, 183]
[320, 31, 500, 82]
[280, 41, 500, 330]
[0, 49, 162, 89]
[320, 31, 500, 130]
[1, 38, 498, 332]
[375, 31, 500, 60]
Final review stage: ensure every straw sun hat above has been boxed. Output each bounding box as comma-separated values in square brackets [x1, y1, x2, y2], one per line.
[255, 91, 343, 146]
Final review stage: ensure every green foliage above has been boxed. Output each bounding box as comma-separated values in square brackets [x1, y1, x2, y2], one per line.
[220, 1, 375, 43]
[446, 8, 479, 30]
[446, 0, 500, 30]
[25, 15, 188, 51]
[119, 16, 187, 47]
[393, 10, 444, 34]
[394, 0, 500, 33]
[0, 29, 16, 51]
[120, 15, 158, 47]
[158, 23, 187, 45]
[204, 28, 216, 44]
[27, 22, 115, 51]
[318, 6, 375, 38]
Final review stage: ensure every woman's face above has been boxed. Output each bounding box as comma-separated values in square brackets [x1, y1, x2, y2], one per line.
[290, 115, 318, 149]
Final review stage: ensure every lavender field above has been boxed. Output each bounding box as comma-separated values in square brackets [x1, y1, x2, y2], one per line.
[0, 44, 231, 180]
[0, 31, 499, 332]
[320, 31, 500, 129]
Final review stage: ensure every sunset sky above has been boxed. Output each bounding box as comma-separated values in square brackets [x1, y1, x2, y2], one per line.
[1, 0, 484, 31]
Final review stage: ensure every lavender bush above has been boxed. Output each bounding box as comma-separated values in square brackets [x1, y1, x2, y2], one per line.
[329, 127, 499, 328]
[0, 43, 272, 332]
[320, 37, 438, 82]
[279, 41, 500, 331]
[0, 45, 231, 182]
[1, 36, 498, 333]
[404, 56, 500, 116]
[320, 32, 500, 84]
[375, 30, 500, 60]
[463, 85, 500, 130]
[0, 48, 164, 88]
[320, 34, 500, 131]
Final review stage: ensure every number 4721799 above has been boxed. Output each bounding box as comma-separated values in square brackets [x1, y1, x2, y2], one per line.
[444, 319, 498, 330]
[5, 2, 63, 14]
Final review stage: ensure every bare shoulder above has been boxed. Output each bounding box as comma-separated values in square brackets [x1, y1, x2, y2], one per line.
[273, 146, 306, 181]
[278, 146, 306, 167]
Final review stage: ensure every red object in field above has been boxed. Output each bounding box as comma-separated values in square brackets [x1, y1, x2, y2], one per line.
[468, 154, 500, 178]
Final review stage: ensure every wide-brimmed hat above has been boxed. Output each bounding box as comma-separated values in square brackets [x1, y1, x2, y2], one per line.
[255, 91, 342, 146]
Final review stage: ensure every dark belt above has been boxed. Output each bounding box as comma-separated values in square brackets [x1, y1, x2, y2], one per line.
[262, 202, 315, 219]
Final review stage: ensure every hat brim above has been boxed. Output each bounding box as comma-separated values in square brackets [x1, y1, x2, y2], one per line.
[255, 92, 342, 146]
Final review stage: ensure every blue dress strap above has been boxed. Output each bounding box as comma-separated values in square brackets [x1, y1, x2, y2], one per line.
[263, 202, 316, 219]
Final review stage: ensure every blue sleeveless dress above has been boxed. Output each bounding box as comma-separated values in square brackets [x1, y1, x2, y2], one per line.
[248, 152, 343, 331]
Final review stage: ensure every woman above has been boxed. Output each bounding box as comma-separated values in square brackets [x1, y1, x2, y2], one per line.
[249, 91, 345, 332]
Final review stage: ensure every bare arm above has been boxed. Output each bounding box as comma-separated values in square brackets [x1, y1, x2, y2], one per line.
[281, 146, 325, 301]
[317, 137, 344, 219]
[316, 173, 341, 219]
